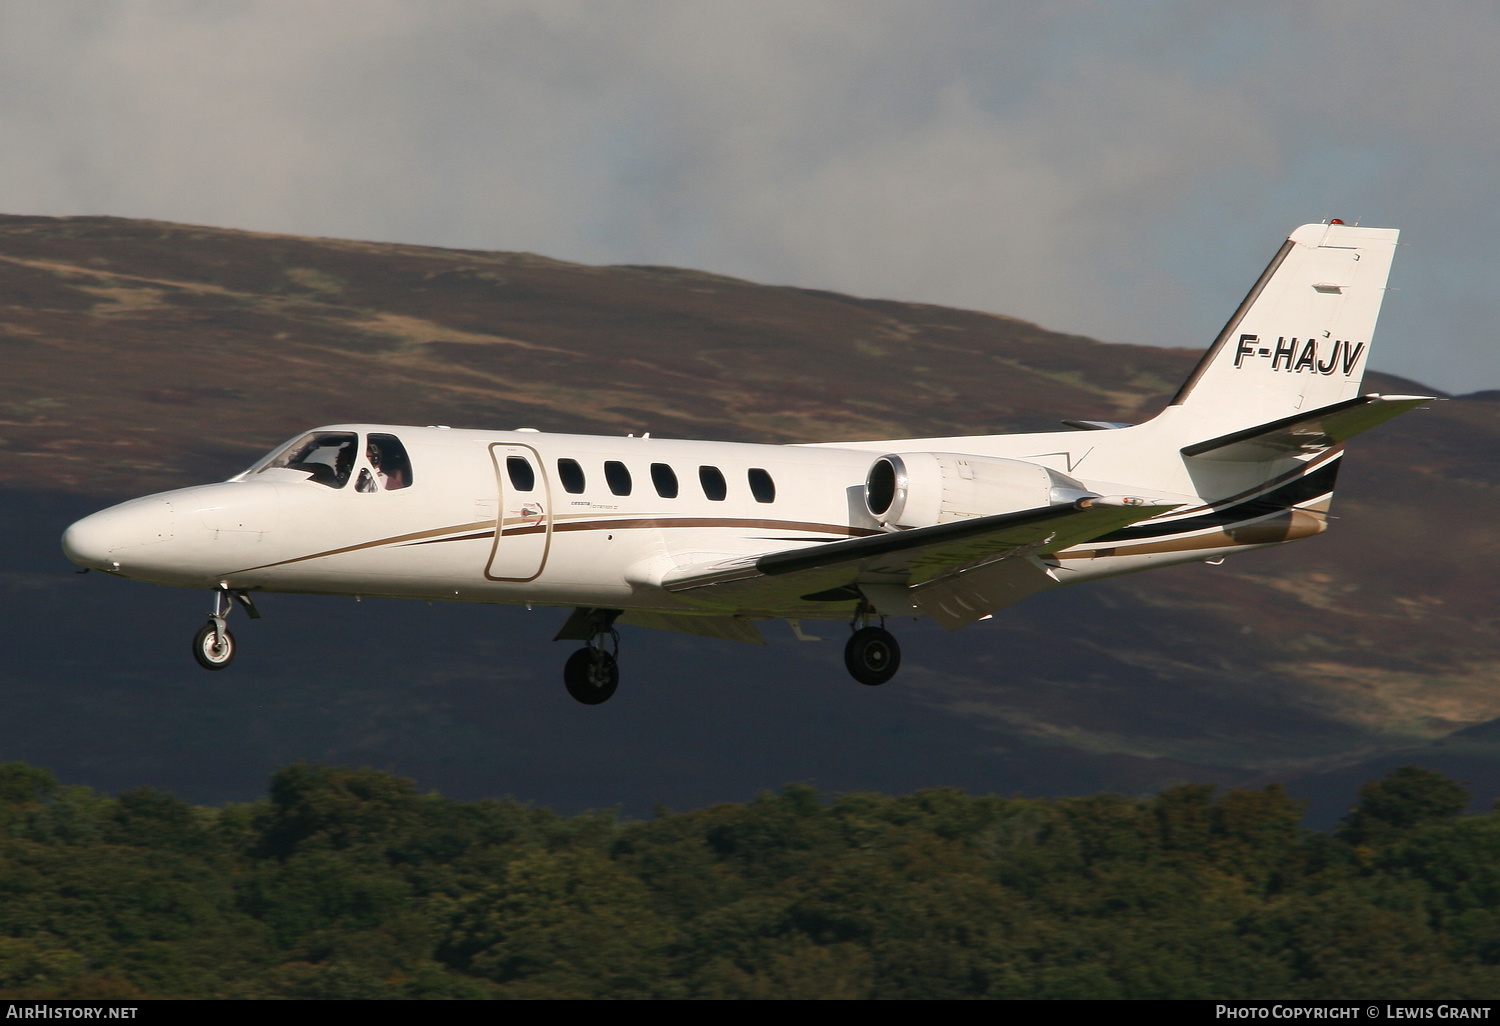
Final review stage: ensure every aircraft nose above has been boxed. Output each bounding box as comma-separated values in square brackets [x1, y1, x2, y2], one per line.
[62, 511, 118, 570]
[61, 498, 175, 570]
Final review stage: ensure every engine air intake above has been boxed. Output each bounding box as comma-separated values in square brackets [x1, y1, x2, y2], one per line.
[865, 456, 900, 518]
[862, 451, 1095, 529]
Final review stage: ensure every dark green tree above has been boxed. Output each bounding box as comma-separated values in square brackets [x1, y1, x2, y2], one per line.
[1338, 766, 1470, 848]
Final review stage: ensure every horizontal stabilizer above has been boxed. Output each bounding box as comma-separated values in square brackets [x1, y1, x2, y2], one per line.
[1181, 394, 1433, 462]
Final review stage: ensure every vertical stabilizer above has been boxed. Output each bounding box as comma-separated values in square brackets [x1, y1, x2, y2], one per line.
[1164, 222, 1399, 437]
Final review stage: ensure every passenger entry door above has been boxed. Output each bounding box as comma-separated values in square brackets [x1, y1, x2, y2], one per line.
[485, 443, 552, 582]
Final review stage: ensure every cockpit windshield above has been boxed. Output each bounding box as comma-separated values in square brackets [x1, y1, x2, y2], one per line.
[254, 431, 359, 488]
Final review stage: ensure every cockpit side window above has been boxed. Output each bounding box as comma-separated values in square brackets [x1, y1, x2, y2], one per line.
[258, 431, 359, 488]
[365, 433, 413, 490]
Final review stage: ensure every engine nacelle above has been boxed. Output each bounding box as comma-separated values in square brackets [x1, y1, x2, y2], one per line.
[863, 452, 1096, 529]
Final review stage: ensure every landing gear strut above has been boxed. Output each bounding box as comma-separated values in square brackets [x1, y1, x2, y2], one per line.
[191, 587, 259, 671]
[844, 601, 900, 686]
[560, 608, 622, 705]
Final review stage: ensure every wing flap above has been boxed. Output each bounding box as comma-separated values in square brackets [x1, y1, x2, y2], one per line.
[910, 555, 1061, 630]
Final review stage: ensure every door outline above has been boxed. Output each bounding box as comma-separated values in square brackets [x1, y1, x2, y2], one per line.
[484, 443, 553, 582]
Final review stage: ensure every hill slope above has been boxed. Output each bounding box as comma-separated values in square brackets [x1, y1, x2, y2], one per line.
[2, 214, 1496, 817]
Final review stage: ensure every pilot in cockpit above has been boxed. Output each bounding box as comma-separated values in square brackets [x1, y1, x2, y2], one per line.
[292, 435, 356, 488]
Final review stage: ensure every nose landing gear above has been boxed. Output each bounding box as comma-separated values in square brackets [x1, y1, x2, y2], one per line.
[193, 621, 235, 670]
[844, 602, 901, 686]
[191, 587, 259, 671]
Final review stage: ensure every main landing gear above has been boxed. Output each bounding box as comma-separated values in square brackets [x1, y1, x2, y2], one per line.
[558, 608, 622, 705]
[191, 586, 259, 671]
[844, 602, 901, 687]
[564, 645, 619, 705]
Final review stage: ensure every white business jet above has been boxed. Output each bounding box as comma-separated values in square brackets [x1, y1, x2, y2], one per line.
[62, 221, 1429, 704]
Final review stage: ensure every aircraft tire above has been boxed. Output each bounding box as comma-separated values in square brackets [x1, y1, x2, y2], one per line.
[192, 622, 235, 671]
[845, 626, 900, 686]
[564, 647, 619, 705]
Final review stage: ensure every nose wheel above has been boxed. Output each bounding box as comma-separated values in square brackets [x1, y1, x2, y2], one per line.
[193, 621, 236, 670]
[844, 602, 901, 686]
[190, 587, 259, 671]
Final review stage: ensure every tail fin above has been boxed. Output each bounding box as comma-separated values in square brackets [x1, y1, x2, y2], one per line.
[1163, 222, 1399, 438]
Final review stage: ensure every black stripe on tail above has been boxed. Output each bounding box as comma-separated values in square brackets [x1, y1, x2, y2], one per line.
[1096, 458, 1340, 543]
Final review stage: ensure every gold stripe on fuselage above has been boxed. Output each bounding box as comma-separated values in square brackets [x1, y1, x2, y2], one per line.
[228, 515, 877, 575]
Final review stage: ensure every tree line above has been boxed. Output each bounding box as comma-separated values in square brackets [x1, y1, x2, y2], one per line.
[0, 761, 1495, 999]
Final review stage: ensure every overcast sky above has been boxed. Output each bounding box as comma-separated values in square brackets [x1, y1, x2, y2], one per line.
[1, 1, 1496, 393]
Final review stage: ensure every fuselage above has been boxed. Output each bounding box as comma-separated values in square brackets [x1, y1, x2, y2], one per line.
[60, 421, 1326, 621]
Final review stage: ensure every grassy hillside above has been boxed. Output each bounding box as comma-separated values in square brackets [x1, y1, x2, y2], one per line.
[1, 214, 1496, 814]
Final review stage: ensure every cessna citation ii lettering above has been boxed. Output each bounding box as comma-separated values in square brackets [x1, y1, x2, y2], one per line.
[63, 222, 1430, 705]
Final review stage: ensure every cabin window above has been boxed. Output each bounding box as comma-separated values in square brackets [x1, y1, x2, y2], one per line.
[558, 458, 586, 494]
[748, 468, 775, 503]
[506, 456, 536, 492]
[604, 461, 632, 496]
[699, 465, 727, 501]
[651, 463, 679, 499]
[258, 431, 358, 488]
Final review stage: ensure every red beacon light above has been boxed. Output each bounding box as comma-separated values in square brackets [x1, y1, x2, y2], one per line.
[1329, 218, 1345, 225]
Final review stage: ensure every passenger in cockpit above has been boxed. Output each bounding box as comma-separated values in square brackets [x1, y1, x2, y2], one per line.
[365, 434, 412, 491]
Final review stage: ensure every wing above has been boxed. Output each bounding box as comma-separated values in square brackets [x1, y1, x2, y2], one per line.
[659, 499, 1179, 629]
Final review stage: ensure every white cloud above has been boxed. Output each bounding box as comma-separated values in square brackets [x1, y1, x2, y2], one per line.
[0, 0, 1494, 391]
